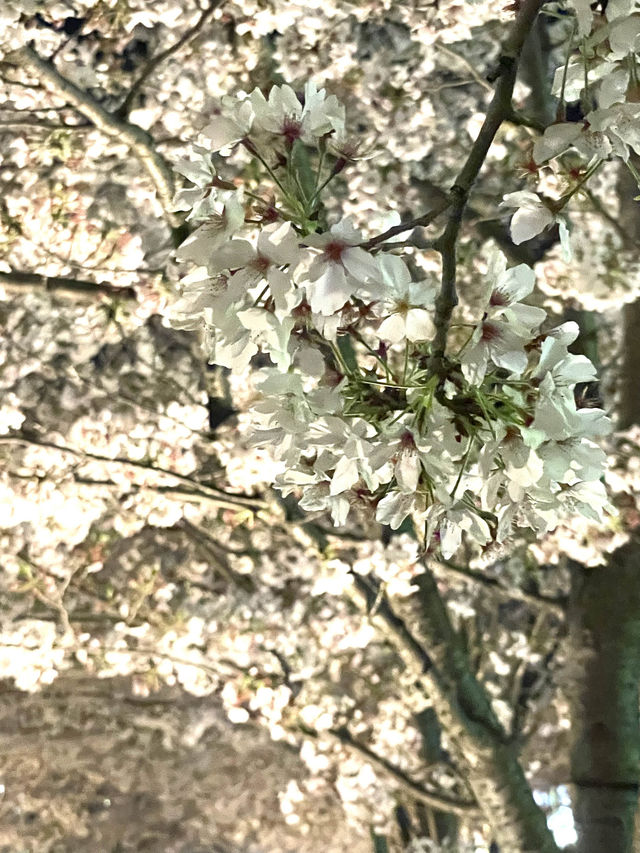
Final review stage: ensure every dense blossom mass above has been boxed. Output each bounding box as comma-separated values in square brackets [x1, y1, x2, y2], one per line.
[2, 0, 640, 848]
[171, 79, 615, 557]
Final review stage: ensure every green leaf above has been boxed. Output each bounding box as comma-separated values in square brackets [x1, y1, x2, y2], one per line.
[290, 139, 316, 205]
[336, 334, 358, 373]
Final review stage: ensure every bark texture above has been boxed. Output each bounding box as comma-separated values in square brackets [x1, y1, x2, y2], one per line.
[616, 157, 640, 430]
[618, 299, 640, 430]
[569, 543, 640, 853]
[413, 570, 560, 853]
[353, 570, 560, 851]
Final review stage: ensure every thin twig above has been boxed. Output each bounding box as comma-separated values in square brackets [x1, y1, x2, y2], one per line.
[434, 42, 494, 93]
[117, 0, 225, 117]
[430, 560, 567, 618]
[360, 197, 450, 251]
[0, 433, 265, 513]
[429, 0, 547, 369]
[585, 187, 636, 246]
[301, 722, 479, 816]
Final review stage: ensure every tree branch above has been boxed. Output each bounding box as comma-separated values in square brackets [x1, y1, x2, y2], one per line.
[0, 269, 136, 301]
[308, 723, 479, 817]
[411, 567, 560, 851]
[350, 573, 434, 676]
[1, 432, 264, 513]
[350, 565, 559, 849]
[10, 45, 188, 246]
[431, 559, 567, 618]
[290, 503, 557, 848]
[359, 197, 450, 252]
[177, 517, 256, 592]
[429, 0, 547, 367]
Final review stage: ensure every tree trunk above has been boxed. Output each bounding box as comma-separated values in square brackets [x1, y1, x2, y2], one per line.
[617, 300, 640, 430]
[569, 542, 640, 853]
[616, 156, 640, 431]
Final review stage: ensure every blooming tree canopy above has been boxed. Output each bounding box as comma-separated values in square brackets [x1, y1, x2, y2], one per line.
[2, 1, 640, 852]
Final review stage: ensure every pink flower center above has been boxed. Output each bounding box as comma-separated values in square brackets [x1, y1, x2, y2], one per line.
[490, 288, 509, 307]
[281, 116, 302, 146]
[400, 430, 416, 450]
[481, 321, 501, 342]
[252, 255, 271, 273]
[324, 241, 345, 263]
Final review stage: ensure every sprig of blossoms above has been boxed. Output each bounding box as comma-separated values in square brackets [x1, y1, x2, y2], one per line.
[502, 2, 640, 254]
[170, 82, 611, 559]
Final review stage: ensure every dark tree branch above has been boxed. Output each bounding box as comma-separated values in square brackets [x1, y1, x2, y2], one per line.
[350, 573, 434, 675]
[429, 0, 548, 368]
[321, 724, 479, 817]
[177, 517, 256, 592]
[360, 198, 450, 252]
[351, 566, 559, 850]
[411, 568, 560, 851]
[431, 559, 567, 618]
[1, 432, 264, 513]
[0, 270, 136, 301]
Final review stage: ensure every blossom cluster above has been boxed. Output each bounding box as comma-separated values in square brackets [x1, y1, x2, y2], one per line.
[503, 1, 640, 249]
[171, 80, 611, 558]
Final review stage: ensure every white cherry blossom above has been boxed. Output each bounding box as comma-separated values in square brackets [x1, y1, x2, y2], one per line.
[373, 254, 436, 344]
[250, 81, 345, 146]
[303, 219, 378, 315]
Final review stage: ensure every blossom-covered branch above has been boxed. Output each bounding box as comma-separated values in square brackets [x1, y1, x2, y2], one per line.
[168, 70, 612, 558]
[10, 44, 188, 244]
[430, 0, 547, 365]
[431, 559, 567, 618]
[301, 721, 480, 817]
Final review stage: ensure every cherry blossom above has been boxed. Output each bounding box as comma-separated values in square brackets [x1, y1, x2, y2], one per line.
[303, 218, 379, 315]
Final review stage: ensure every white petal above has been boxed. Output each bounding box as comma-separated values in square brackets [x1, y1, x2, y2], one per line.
[376, 491, 414, 529]
[330, 456, 359, 495]
[439, 519, 461, 559]
[342, 247, 378, 283]
[375, 253, 411, 288]
[493, 348, 528, 375]
[306, 264, 350, 315]
[495, 263, 536, 303]
[502, 190, 545, 210]
[568, 0, 594, 36]
[507, 303, 547, 329]
[378, 314, 406, 344]
[559, 219, 572, 262]
[533, 123, 582, 164]
[209, 240, 255, 273]
[396, 453, 420, 492]
[258, 221, 300, 265]
[510, 205, 555, 245]
[330, 217, 363, 245]
[405, 308, 434, 342]
[546, 321, 580, 346]
[268, 268, 298, 315]
[201, 115, 247, 152]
